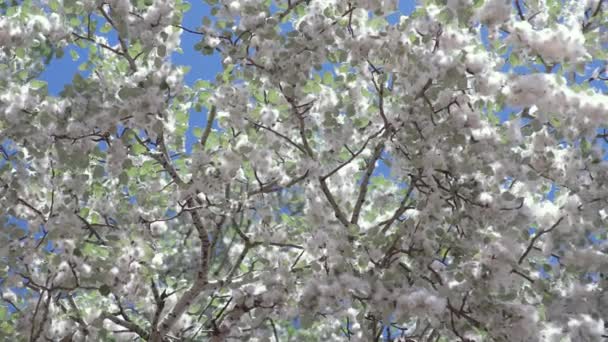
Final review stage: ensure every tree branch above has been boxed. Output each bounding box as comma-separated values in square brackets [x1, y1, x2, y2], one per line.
[245, 118, 308, 156]
[201, 106, 217, 149]
[103, 313, 149, 340]
[379, 184, 415, 234]
[98, 5, 137, 72]
[350, 141, 384, 224]
[319, 178, 351, 227]
[518, 216, 564, 265]
[321, 128, 384, 180]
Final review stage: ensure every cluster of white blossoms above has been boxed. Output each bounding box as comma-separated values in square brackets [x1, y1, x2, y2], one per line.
[1, 0, 608, 341]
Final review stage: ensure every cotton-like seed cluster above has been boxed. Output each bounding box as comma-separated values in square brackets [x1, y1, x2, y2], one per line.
[502, 73, 608, 139]
[475, 0, 511, 26]
[509, 21, 590, 63]
[0, 13, 66, 48]
[395, 289, 447, 317]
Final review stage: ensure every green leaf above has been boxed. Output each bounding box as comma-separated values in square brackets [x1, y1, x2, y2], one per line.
[15, 47, 25, 59]
[30, 80, 47, 89]
[267, 90, 280, 103]
[100, 22, 112, 33]
[368, 16, 387, 29]
[140, 160, 156, 176]
[221, 64, 234, 81]
[80, 207, 90, 218]
[510, 52, 521, 66]
[119, 172, 129, 184]
[300, 313, 314, 329]
[198, 91, 210, 103]
[93, 165, 105, 178]
[322, 71, 333, 85]
[580, 138, 591, 157]
[70, 49, 79, 61]
[69, 17, 80, 27]
[99, 284, 111, 296]
[157, 44, 166, 57]
[202, 46, 214, 55]
[337, 49, 347, 62]
[132, 142, 147, 155]
[49, 0, 60, 11]
[487, 111, 499, 125]
[119, 87, 144, 99]
[194, 80, 211, 89]
[303, 79, 322, 94]
[437, 8, 453, 23]
[176, 110, 188, 124]
[473, 0, 484, 8]
[253, 90, 264, 103]
[177, 2, 191, 12]
[55, 48, 65, 59]
[90, 212, 101, 225]
[17, 70, 28, 81]
[354, 117, 369, 128]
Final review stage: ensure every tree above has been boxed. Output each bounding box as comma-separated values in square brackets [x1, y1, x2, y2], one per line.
[1, 0, 607, 340]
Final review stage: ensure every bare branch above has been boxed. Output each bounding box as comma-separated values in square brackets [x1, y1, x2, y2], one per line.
[71, 32, 124, 56]
[379, 184, 415, 234]
[321, 128, 384, 180]
[201, 106, 217, 149]
[518, 216, 565, 265]
[515, 0, 526, 21]
[319, 178, 351, 227]
[245, 118, 308, 156]
[98, 5, 137, 72]
[351, 141, 384, 224]
[103, 313, 149, 340]
[248, 170, 310, 197]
